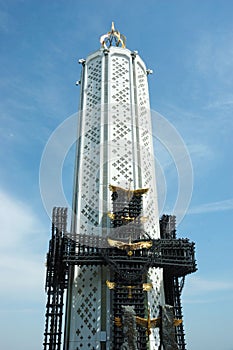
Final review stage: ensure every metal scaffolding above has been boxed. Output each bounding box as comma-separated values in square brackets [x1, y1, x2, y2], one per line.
[43, 201, 197, 350]
[160, 215, 187, 349]
[43, 207, 69, 350]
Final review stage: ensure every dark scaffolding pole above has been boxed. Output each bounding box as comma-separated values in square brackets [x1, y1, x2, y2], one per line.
[160, 215, 187, 350]
[43, 207, 69, 350]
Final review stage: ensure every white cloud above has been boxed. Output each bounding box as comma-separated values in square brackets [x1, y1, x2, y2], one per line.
[0, 190, 43, 247]
[187, 275, 233, 293]
[188, 198, 233, 214]
[0, 189, 46, 301]
[0, 254, 45, 299]
[183, 275, 233, 302]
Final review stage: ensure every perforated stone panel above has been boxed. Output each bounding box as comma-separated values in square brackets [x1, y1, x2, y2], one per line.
[78, 56, 102, 234]
[108, 54, 134, 188]
[135, 61, 157, 231]
[65, 265, 102, 350]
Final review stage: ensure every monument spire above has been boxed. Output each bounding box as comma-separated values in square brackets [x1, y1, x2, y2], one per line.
[100, 21, 126, 48]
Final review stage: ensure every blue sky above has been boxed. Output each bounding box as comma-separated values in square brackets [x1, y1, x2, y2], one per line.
[0, 1, 233, 349]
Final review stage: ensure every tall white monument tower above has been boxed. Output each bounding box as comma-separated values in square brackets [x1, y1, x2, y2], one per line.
[64, 23, 163, 350]
[43, 23, 197, 350]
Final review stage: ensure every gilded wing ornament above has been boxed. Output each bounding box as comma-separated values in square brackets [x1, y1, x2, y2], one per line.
[142, 283, 153, 292]
[135, 316, 148, 327]
[130, 241, 153, 250]
[174, 319, 182, 327]
[106, 280, 116, 290]
[107, 212, 115, 220]
[107, 237, 152, 251]
[107, 238, 127, 249]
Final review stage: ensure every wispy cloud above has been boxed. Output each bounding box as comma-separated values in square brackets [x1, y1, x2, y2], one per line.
[0, 191, 42, 246]
[0, 255, 45, 299]
[204, 96, 233, 110]
[162, 102, 231, 139]
[183, 275, 233, 303]
[0, 189, 46, 302]
[193, 30, 233, 84]
[187, 275, 233, 293]
[188, 198, 233, 214]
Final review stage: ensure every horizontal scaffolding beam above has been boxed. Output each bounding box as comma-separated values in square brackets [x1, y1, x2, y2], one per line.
[62, 236, 197, 277]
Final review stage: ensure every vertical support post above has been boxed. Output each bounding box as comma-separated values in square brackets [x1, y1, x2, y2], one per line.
[160, 215, 186, 350]
[43, 208, 68, 350]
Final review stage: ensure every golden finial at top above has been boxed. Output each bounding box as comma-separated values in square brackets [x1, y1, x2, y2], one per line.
[100, 22, 126, 49]
[110, 21, 115, 32]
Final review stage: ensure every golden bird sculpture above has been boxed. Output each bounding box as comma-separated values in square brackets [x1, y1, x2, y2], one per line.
[136, 308, 182, 336]
[107, 237, 152, 255]
[136, 308, 160, 335]
[115, 306, 182, 335]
